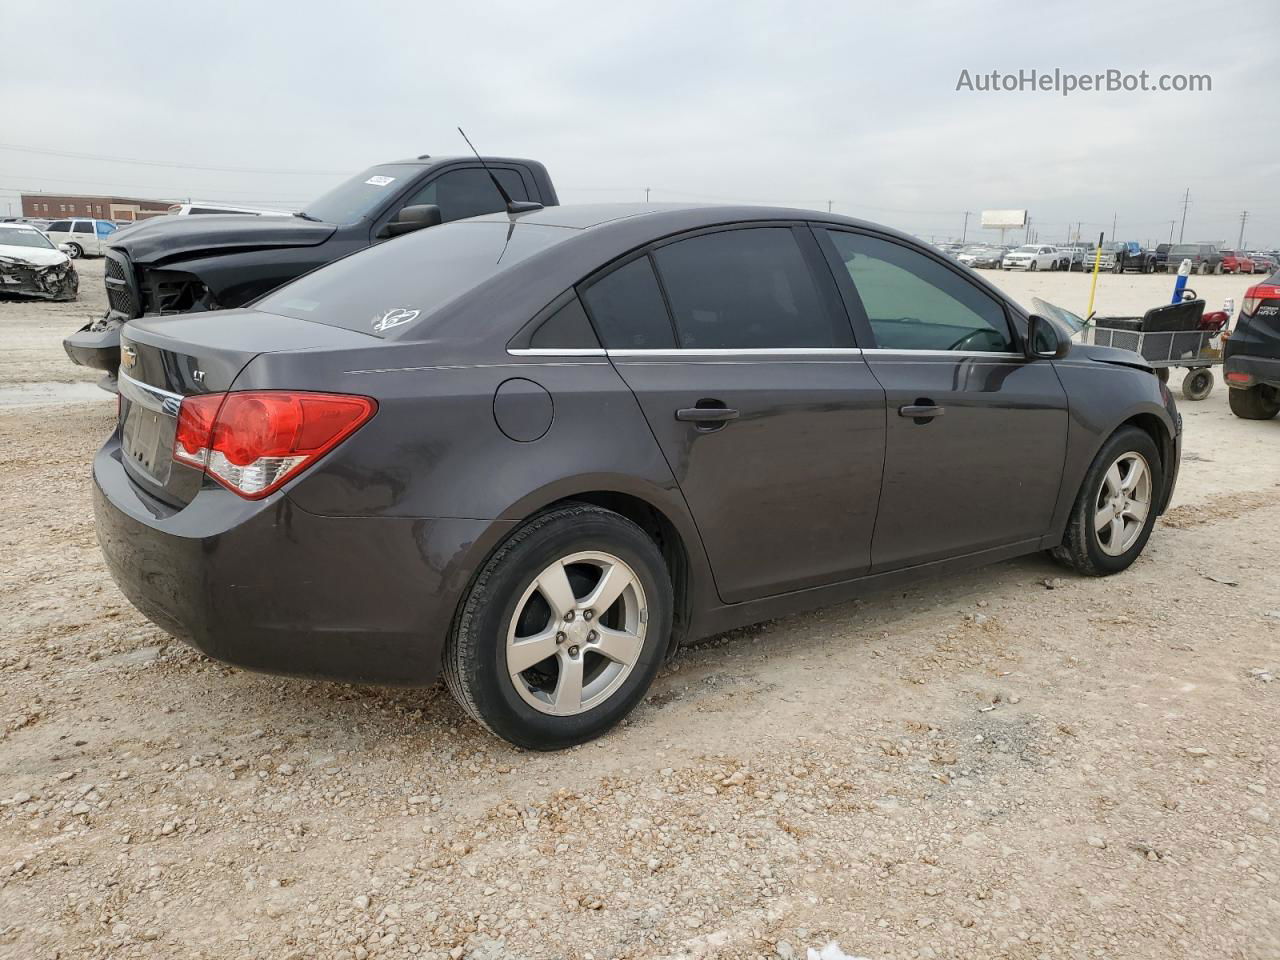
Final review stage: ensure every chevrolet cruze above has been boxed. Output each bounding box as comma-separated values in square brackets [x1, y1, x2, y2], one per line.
[94, 203, 1181, 749]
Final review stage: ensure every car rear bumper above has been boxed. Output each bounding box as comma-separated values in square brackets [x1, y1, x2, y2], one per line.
[93, 434, 507, 686]
[1224, 353, 1280, 390]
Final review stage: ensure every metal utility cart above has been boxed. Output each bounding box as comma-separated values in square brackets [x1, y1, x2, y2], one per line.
[1086, 296, 1228, 401]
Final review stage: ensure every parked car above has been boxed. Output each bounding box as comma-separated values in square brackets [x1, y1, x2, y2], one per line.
[955, 244, 1005, 269]
[92, 203, 1181, 749]
[42, 218, 118, 259]
[63, 154, 558, 385]
[0, 222, 79, 301]
[1248, 253, 1275, 274]
[165, 202, 292, 217]
[1219, 250, 1255, 275]
[1164, 243, 1222, 275]
[1059, 243, 1090, 271]
[1089, 241, 1156, 274]
[1225, 271, 1280, 420]
[1002, 244, 1062, 271]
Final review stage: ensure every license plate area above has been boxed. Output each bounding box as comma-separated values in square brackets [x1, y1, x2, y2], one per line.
[118, 371, 183, 486]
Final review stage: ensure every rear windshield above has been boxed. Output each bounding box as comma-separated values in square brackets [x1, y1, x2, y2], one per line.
[1170, 244, 1200, 255]
[257, 220, 576, 335]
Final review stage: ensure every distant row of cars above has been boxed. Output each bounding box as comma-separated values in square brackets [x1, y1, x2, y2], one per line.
[939, 240, 1279, 276]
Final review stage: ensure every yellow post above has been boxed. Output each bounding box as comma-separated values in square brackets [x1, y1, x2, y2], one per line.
[1085, 231, 1105, 320]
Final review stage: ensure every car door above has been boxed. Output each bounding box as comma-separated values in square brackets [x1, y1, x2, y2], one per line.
[817, 228, 1068, 571]
[579, 225, 887, 604]
[71, 220, 98, 255]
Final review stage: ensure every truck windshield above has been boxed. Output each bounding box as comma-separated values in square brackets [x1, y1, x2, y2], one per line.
[256, 220, 577, 336]
[301, 164, 426, 225]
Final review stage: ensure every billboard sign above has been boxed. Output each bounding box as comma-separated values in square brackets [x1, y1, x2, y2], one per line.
[981, 209, 1027, 229]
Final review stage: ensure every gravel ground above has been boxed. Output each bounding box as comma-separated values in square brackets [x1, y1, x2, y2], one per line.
[1, 262, 1278, 960]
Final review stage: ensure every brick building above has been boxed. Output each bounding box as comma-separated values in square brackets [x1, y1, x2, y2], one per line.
[21, 193, 174, 222]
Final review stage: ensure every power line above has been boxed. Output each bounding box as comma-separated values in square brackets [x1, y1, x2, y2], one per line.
[0, 141, 349, 176]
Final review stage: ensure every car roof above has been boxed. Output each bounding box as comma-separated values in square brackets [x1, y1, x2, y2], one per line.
[0, 222, 42, 231]
[470, 202, 924, 243]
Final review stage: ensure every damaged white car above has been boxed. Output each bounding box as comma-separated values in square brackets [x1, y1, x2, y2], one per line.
[0, 223, 79, 301]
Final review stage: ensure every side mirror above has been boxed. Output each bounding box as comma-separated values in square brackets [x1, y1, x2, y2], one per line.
[1026, 314, 1070, 360]
[380, 204, 443, 238]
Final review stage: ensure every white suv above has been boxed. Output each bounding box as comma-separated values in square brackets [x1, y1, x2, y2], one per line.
[41, 218, 118, 259]
[1002, 244, 1061, 272]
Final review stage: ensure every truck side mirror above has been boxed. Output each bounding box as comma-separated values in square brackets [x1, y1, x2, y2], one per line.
[380, 204, 443, 238]
[1025, 315, 1070, 360]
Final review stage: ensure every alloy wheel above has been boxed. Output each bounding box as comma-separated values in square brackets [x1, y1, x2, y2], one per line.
[506, 551, 648, 716]
[1093, 452, 1152, 556]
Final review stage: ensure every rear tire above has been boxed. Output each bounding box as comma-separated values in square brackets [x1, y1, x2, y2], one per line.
[444, 503, 672, 750]
[1052, 426, 1162, 576]
[1181, 368, 1214, 401]
[1228, 384, 1280, 420]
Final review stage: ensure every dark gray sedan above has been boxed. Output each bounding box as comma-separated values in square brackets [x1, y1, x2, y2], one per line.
[93, 204, 1181, 749]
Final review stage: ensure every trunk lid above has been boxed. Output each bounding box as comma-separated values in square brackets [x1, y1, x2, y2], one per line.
[1231, 279, 1280, 362]
[116, 309, 376, 506]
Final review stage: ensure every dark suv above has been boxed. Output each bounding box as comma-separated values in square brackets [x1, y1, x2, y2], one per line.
[1165, 243, 1222, 275]
[1225, 273, 1280, 419]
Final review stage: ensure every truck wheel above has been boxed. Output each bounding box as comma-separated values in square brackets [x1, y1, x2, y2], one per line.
[1145, 261, 1155, 273]
[1181, 368, 1213, 401]
[443, 502, 673, 750]
[1228, 385, 1280, 420]
[1051, 426, 1162, 576]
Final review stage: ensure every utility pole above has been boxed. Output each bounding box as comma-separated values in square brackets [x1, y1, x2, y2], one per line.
[644, 187, 650, 204]
[1024, 215, 1032, 244]
[961, 211, 971, 243]
[1110, 212, 1117, 241]
[1178, 188, 1190, 242]
[1167, 220, 1176, 243]
[1238, 210, 1249, 249]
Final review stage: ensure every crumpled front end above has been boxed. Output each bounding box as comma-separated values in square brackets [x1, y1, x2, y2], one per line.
[0, 256, 79, 301]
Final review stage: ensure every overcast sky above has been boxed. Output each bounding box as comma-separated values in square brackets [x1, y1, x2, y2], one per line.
[3, 1, 1276, 246]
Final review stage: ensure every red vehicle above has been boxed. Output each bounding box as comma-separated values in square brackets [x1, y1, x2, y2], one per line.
[1220, 250, 1255, 274]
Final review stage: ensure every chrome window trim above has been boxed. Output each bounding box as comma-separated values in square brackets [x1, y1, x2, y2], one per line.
[117, 369, 183, 416]
[506, 348, 607, 357]
[860, 349, 1026, 359]
[607, 347, 865, 357]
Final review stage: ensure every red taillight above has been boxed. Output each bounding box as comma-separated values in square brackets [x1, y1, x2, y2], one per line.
[1242, 284, 1280, 317]
[1226, 371, 1253, 385]
[173, 391, 376, 499]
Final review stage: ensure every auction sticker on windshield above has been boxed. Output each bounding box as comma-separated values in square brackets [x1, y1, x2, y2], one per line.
[364, 176, 396, 186]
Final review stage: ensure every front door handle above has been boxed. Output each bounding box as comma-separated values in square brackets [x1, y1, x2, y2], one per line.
[898, 401, 945, 422]
[676, 401, 739, 428]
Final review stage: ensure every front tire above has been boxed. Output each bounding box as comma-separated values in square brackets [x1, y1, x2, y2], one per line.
[1029, 260, 1038, 272]
[66, 242, 82, 259]
[1052, 426, 1162, 576]
[1229, 384, 1280, 420]
[444, 503, 672, 750]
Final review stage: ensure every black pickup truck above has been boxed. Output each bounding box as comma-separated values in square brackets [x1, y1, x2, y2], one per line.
[64, 155, 558, 383]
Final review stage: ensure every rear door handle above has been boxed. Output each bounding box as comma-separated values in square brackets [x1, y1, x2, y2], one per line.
[898, 402, 945, 421]
[676, 402, 739, 426]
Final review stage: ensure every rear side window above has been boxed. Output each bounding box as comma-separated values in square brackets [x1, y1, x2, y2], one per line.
[652, 228, 848, 349]
[579, 257, 676, 350]
[528, 295, 600, 349]
[400, 168, 529, 223]
[72, 221, 94, 234]
[46, 222, 69, 233]
[825, 230, 1013, 353]
[96, 222, 116, 237]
